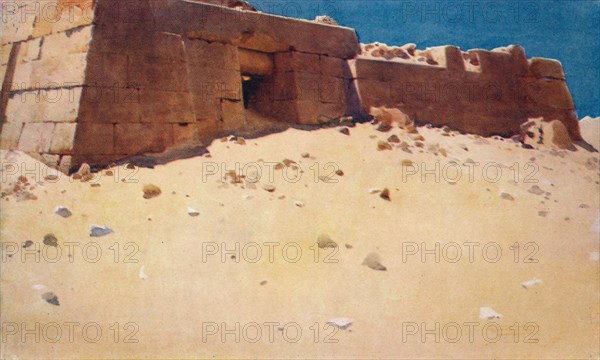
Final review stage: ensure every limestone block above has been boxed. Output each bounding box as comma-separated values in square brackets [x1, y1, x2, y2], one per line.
[50, 123, 77, 153]
[320, 55, 344, 77]
[114, 123, 174, 154]
[139, 89, 195, 123]
[0, 64, 7, 83]
[523, 78, 575, 110]
[274, 52, 320, 74]
[32, 1, 95, 37]
[295, 100, 346, 125]
[127, 56, 189, 92]
[191, 94, 222, 121]
[78, 86, 141, 123]
[528, 58, 566, 80]
[58, 155, 73, 174]
[0, 4, 36, 45]
[5, 87, 82, 123]
[92, 27, 186, 62]
[72, 123, 114, 155]
[186, 39, 240, 70]
[11, 53, 88, 90]
[221, 99, 246, 130]
[41, 25, 93, 59]
[84, 52, 128, 87]
[188, 67, 242, 101]
[173, 123, 202, 144]
[266, 71, 297, 101]
[0, 122, 23, 150]
[1, 43, 13, 65]
[18, 122, 55, 153]
[16, 37, 42, 63]
[318, 77, 345, 103]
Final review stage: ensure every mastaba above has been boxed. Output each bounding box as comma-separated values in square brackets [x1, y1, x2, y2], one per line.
[0, 0, 581, 172]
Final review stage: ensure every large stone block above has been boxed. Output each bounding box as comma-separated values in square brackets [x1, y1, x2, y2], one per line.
[5, 87, 82, 123]
[0, 122, 23, 150]
[221, 99, 246, 130]
[295, 100, 347, 125]
[32, 1, 94, 37]
[191, 95, 222, 121]
[78, 86, 141, 123]
[188, 67, 242, 101]
[186, 39, 240, 70]
[139, 89, 195, 123]
[274, 52, 320, 74]
[114, 123, 174, 154]
[16, 37, 42, 63]
[127, 55, 189, 92]
[84, 52, 128, 87]
[320, 55, 345, 78]
[1, 44, 13, 65]
[72, 123, 114, 155]
[528, 58, 566, 80]
[41, 25, 93, 59]
[11, 53, 88, 90]
[92, 27, 186, 62]
[523, 78, 575, 110]
[0, 4, 36, 45]
[18, 122, 55, 153]
[49, 123, 77, 154]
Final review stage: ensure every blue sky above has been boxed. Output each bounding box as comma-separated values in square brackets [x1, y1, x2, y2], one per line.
[254, 0, 600, 117]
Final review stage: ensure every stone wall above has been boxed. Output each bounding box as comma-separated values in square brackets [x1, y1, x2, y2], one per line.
[351, 45, 581, 140]
[0, 0, 582, 172]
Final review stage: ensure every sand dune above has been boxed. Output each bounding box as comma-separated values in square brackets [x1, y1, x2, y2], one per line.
[1, 120, 598, 359]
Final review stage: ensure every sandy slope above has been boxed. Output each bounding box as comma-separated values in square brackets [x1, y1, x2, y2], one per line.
[1, 120, 599, 359]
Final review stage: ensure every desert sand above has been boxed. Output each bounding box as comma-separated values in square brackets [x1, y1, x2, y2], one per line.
[1, 119, 599, 359]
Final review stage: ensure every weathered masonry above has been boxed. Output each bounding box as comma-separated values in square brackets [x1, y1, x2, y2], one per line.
[0, 0, 581, 171]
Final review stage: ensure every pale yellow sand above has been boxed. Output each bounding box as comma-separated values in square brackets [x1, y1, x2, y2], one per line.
[1, 121, 598, 359]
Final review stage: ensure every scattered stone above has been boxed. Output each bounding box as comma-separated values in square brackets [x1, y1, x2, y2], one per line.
[402, 160, 413, 166]
[23, 240, 34, 248]
[126, 163, 136, 170]
[522, 143, 534, 150]
[91, 183, 101, 188]
[377, 140, 392, 151]
[44, 175, 59, 181]
[479, 307, 502, 319]
[293, 200, 304, 207]
[317, 234, 338, 249]
[326, 317, 354, 330]
[500, 192, 514, 201]
[521, 278, 542, 289]
[345, 244, 353, 249]
[335, 169, 344, 176]
[387, 134, 400, 143]
[538, 211, 548, 217]
[301, 152, 310, 158]
[376, 123, 392, 132]
[16, 191, 37, 202]
[414, 141, 424, 148]
[549, 120, 573, 149]
[262, 184, 276, 192]
[363, 252, 387, 271]
[139, 266, 148, 280]
[338, 127, 350, 135]
[76, 163, 91, 177]
[442, 126, 451, 133]
[282, 159, 297, 167]
[528, 185, 545, 195]
[368, 188, 382, 194]
[105, 170, 114, 176]
[235, 137, 246, 145]
[439, 148, 447, 157]
[90, 225, 114, 237]
[260, 280, 268, 286]
[379, 188, 391, 201]
[43, 234, 58, 247]
[42, 292, 60, 306]
[314, 15, 339, 25]
[579, 203, 590, 209]
[143, 184, 162, 199]
[188, 207, 200, 217]
[412, 135, 425, 141]
[54, 206, 72, 218]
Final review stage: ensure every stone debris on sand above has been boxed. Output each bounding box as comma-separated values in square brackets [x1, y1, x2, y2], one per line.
[479, 307, 502, 319]
[43, 234, 58, 247]
[377, 140, 392, 151]
[139, 266, 148, 280]
[500, 192, 515, 201]
[387, 135, 400, 143]
[42, 292, 60, 306]
[362, 252, 387, 271]
[368, 188, 382, 194]
[528, 185, 545, 195]
[326, 317, 354, 330]
[262, 184, 276, 192]
[143, 184, 162, 199]
[314, 15, 339, 25]
[22, 240, 33, 248]
[188, 207, 200, 217]
[379, 188, 391, 201]
[339, 127, 350, 136]
[54, 206, 72, 218]
[317, 234, 338, 249]
[90, 225, 114, 237]
[521, 278, 542, 289]
[293, 200, 304, 208]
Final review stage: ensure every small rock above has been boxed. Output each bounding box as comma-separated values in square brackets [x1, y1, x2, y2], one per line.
[42, 292, 60, 306]
[339, 127, 350, 135]
[500, 192, 514, 201]
[579, 203, 590, 209]
[402, 160, 413, 166]
[43, 234, 58, 247]
[260, 280, 268, 286]
[326, 317, 354, 330]
[126, 163, 136, 169]
[345, 244, 353, 249]
[317, 234, 338, 249]
[188, 207, 200, 217]
[301, 152, 310, 158]
[521, 278, 542, 289]
[538, 211, 548, 217]
[379, 188, 391, 201]
[412, 135, 425, 141]
[479, 307, 502, 319]
[376, 123, 392, 132]
[143, 184, 162, 199]
[293, 200, 304, 207]
[23, 240, 34, 248]
[139, 266, 148, 280]
[54, 206, 72, 218]
[335, 169, 344, 176]
[387, 134, 400, 143]
[377, 140, 392, 151]
[368, 188, 382, 194]
[90, 225, 114, 237]
[528, 185, 545, 195]
[362, 252, 387, 271]
[262, 184, 276, 192]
